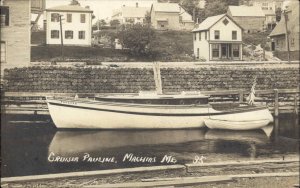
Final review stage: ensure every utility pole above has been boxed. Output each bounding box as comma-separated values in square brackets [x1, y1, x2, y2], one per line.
[283, 10, 290, 63]
[59, 14, 64, 60]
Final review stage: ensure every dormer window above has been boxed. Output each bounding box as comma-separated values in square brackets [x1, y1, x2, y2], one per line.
[0, 6, 9, 26]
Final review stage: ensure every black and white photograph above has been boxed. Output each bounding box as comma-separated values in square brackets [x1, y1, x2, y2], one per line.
[0, 0, 299, 187]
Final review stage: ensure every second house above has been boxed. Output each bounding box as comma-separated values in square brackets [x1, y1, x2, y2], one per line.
[192, 14, 243, 61]
[46, 3, 93, 46]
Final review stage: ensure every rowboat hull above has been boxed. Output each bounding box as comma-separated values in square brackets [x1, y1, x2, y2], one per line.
[204, 108, 273, 130]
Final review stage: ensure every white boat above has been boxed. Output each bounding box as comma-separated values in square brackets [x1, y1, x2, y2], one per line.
[204, 106, 273, 130]
[46, 92, 273, 129]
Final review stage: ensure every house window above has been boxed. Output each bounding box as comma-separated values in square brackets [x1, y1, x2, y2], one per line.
[51, 13, 60, 22]
[0, 6, 9, 26]
[65, 30, 73, 39]
[232, 31, 237, 40]
[197, 48, 200, 58]
[194, 33, 196, 41]
[80, 14, 86, 23]
[199, 32, 201, 41]
[1, 41, 6, 63]
[223, 18, 229, 25]
[67, 14, 72, 23]
[233, 44, 240, 58]
[212, 44, 220, 58]
[51, 30, 59, 39]
[205, 32, 207, 40]
[179, 16, 182, 22]
[214, 30, 220, 40]
[79, 31, 85, 39]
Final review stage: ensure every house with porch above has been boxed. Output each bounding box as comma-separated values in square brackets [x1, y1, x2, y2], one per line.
[45, 3, 93, 46]
[227, 5, 265, 33]
[192, 14, 243, 61]
[150, 2, 194, 31]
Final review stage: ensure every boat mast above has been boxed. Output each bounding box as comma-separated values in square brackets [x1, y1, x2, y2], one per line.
[153, 62, 163, 95]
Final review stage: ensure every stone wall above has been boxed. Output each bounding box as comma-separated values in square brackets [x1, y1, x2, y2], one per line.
[3, 64, 298, 93]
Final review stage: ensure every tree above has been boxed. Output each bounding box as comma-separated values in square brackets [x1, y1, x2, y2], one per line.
[110, 19, 121, 27]
[204, 0, 228, 17]
[275, 7, 282, 22]
[144, 11, 151, 25]
[118, 24, 157, 58]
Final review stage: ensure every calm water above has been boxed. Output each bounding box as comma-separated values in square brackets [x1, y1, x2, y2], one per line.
[1, 113, 299, 177]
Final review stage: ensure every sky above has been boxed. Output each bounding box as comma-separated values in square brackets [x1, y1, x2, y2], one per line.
[34, 0, 156, 24]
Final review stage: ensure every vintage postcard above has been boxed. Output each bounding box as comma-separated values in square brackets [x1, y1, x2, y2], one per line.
[1, 0, 299, 187]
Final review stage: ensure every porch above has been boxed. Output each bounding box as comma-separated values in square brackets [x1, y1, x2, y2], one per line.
[209, 42, 243, 61]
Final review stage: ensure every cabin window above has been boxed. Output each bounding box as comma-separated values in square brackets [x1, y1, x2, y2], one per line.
[0, 41, 6, 63]
[232, 31, 237, 40]
[51, 30, 59, 39]
[0, 6, 9, 26]
[67, 14, 72, 23]
[212, 44, 220, 58]
[214, 30, 220, 40]
[65, 30, 73, 39]
[199, 32, 201, 41]
[51, 13, 60, 22]
[80, 14, 86, 23]
[233, 44, 240, 58]
[79, 31, 85, 39]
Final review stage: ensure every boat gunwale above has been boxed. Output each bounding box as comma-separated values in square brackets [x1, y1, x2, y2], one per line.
[47, 99, 269, 116]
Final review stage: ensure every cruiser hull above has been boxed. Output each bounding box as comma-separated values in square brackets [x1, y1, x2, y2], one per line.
[47, 99, 273, 130]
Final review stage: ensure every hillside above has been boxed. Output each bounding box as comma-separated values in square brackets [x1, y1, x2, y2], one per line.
[31, 30, 194, 62]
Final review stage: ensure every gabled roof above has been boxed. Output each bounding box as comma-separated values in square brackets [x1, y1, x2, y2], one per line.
[122, 6, 149, 18]
[263, 9, 276, 16]
[192, 14, 243, 32]
[46, 5, 93, 13]
[228, 5, 265, 17]
[269, 2, 299, 37]
[151, 2, 181, 13]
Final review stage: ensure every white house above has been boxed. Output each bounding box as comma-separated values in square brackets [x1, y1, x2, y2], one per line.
[192, 14, 243, 61]
[111, 3, 149, 25]
[45, 4, 93, 46]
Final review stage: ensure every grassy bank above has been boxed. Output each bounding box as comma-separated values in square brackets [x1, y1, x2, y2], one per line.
[31, 30, 194, 62]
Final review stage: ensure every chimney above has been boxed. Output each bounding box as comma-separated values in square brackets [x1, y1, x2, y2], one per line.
[136, 2, 138, 7]
[85, 6, 90, 9]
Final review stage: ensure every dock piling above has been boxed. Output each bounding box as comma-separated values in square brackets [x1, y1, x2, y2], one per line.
[274, 89, 279, 117]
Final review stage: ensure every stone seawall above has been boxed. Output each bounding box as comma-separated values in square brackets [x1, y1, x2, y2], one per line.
[3, 64, 299, 93]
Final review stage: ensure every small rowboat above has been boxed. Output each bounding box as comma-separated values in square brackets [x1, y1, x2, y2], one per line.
[204, 118, 272, 130]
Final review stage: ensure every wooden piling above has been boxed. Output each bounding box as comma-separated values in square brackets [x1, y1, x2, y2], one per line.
[293, 93, 298, 114]
[239, 90, 244, 103]
[274, 89, 279, 117]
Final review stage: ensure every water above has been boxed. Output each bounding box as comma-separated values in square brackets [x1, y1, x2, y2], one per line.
[1, 113, 299, 177]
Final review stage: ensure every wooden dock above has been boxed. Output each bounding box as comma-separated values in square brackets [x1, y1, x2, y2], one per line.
[1, 89, 299, 116]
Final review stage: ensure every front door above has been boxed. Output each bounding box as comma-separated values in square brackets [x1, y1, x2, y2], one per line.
[221, 44, 232, 60]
